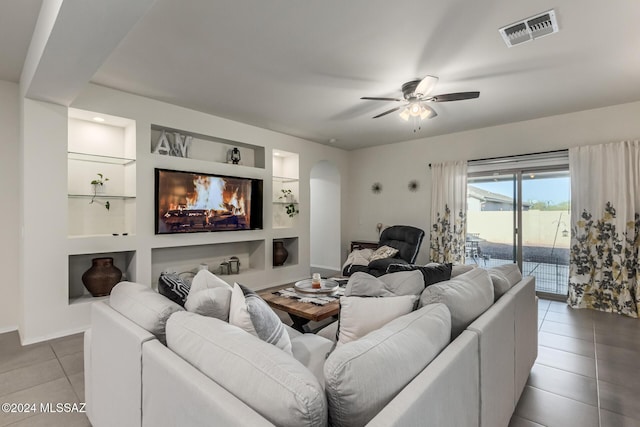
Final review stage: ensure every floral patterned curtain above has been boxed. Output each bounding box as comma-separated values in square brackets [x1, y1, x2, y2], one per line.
[568, 141, 640, 318]
[430, 161, 467, 263]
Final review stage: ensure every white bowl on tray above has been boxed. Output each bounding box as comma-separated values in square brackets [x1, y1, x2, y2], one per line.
[294, 279, 339, 294]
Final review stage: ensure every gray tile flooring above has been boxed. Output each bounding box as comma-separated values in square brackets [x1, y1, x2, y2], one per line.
[0, 332, 89, 426]
[510, 299, 640, 427]
[0, 299, 638, 426]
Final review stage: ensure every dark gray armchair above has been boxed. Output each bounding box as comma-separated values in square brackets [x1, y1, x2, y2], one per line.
[344, 225, 425, 277]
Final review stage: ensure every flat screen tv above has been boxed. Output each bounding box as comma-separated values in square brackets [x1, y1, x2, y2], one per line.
[155, 168, 263, 234]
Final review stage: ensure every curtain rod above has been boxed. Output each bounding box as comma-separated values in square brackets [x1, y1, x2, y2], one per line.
[428, 149, 568, 168]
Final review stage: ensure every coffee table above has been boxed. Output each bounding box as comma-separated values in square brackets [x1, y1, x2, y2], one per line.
[259, 284, 341, 333]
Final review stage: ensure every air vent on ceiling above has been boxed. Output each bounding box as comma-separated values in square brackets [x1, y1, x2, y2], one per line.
[499, 10, 558, 47]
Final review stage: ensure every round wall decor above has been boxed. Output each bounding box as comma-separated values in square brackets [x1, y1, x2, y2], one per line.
[408, 180, 419, 192]
[371, 182, 382, 194]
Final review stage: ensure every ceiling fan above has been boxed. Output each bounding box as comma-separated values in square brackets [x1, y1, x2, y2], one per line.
[361, 76, 480, 121]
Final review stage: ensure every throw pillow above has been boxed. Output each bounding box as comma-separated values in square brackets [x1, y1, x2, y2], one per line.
[337, 295, 417, 346]
[229, 283, 292, 354]
[185, 270, 232, 320]
[369, 245, 399, 261]
[158, 272, 190, 306]
[184, 287, 233, 320]
[386, 263, 453, 287]
[345, 271, 424, 297]
[190, 269, 232, 294]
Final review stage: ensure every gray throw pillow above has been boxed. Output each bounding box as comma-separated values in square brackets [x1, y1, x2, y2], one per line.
[229, 283, 292, 354]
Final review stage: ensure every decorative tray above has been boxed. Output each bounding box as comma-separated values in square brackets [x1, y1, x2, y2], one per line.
[294, 279, 339, 294]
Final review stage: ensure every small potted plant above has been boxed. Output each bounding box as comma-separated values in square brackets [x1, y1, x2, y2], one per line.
[278, 189, 298, 218]
[90, 173, 110, 210]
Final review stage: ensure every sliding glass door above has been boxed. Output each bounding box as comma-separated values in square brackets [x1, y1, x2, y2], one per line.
[466, 166, 570, 298]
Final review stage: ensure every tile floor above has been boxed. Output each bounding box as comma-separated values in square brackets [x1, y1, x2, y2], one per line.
[0, 332, 89, 426]
[0, 299, 638, 427]
[509, 299, 640, 427]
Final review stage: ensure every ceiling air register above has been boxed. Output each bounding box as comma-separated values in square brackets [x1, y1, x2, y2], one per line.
[499, 10, 559, 47]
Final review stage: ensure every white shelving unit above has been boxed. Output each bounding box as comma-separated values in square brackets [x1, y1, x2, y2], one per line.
[272, 150, 299, 230]
[67, 109, 137, 304]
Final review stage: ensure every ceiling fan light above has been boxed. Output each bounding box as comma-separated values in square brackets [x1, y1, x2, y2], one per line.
[419, 105, 432, 120]
[409, 103, 421, 116]
[399, 108, 410, 121]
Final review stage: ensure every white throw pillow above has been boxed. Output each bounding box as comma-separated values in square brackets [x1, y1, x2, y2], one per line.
[369, 245, 399, 261]
[185, 270, 232, 320]
[189, 269, 231, 294]
[229, 283, 292, 354]
[184, 287, 232, 321]
[337, 295, 417, 346]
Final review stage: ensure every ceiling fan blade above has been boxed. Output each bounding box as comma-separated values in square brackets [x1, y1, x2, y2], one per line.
[372, 106, 401, 119]
[430, 91, 480, 102]
[415, 75, 439, 96]
[361, 97, 403, 102]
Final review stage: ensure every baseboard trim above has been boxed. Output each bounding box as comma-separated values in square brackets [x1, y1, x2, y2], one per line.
[20, 325, 89, 346]
[0, 325, 18, 335]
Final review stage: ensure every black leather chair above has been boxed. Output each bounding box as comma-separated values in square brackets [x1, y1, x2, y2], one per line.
[344, 225, 425, 277]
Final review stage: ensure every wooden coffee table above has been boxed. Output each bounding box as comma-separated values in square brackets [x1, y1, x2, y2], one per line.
[259, 284, 341, 333]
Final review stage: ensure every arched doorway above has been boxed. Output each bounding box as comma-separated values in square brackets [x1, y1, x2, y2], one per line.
[310, 160, 341, 272]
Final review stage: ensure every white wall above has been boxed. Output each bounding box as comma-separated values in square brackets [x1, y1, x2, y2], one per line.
[310, 160, 341, 270]
[19, 84, 350, 343]
[347, 101, 640, 265]
[0, 81, 19, 332]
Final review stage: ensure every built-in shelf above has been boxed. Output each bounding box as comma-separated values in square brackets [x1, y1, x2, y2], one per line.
[68, 194, 136, 199]
[68, 250, 136, 304]
[272, 237, 299, 268]
[273, 150, 299, 230]
[151, 124, 266, 169]
[151, 240, 266, 289]
[68, 151, 136, 165]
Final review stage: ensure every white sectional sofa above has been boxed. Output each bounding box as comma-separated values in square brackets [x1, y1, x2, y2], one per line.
[84, 265, 537, 427]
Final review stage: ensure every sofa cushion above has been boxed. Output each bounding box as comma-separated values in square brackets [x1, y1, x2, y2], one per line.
[290, 333, 335, 387]
[229, 283, 292, 354]
[324, 303, 451, 427]
[345, 271, 424, 297]
[158, 272, 190, 306]
[386, 262, 452, 287]
[185, 270, 232, 321]
[109, 281, 184, 344]
[451, 263, 476, 277]
[488, 264, 523, 300]
[167, 312, 327, 427]
[337, 295, 417, 346]
[419, 268, 494, 338]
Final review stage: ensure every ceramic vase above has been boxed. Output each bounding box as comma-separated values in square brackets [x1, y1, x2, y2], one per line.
[273, 240, 288, 266]
[82, 257, 122, 297]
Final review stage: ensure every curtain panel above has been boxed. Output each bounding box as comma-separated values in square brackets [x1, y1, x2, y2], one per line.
[568, 141, 640, 318]
[429, 161, 467, 263]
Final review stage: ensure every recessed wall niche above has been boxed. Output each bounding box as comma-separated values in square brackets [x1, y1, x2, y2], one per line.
[150, 125, 265, 168]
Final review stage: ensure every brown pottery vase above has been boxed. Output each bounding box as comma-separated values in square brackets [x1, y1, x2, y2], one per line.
[82, 257, 123, 297]
[273, 240, 288, 266]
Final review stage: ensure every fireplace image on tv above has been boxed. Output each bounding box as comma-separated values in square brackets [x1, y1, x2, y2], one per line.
[155, 168, 263, 234]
